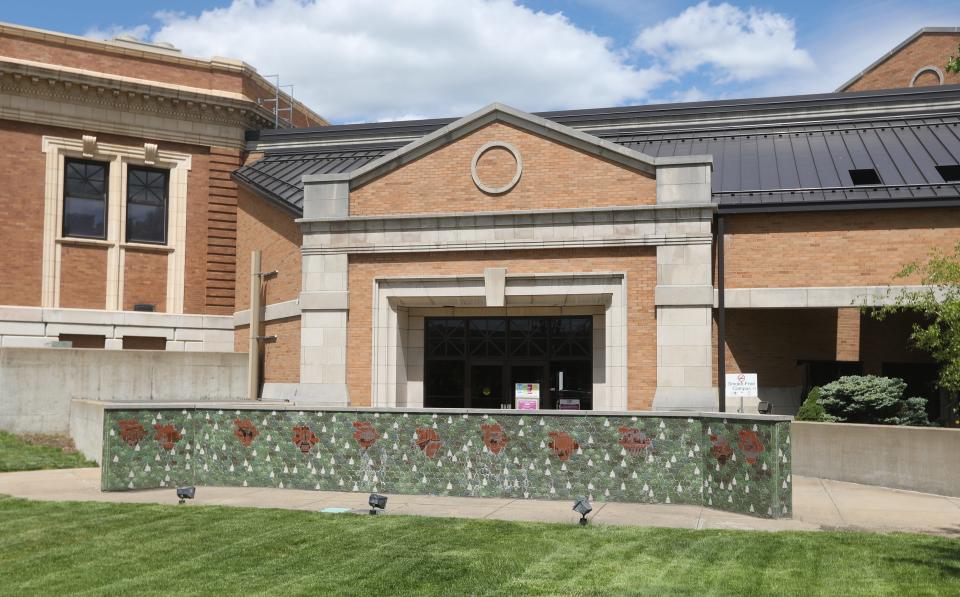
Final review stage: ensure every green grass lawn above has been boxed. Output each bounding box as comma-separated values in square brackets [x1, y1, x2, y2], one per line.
[0, 496, 957, 596]
[0, 431, 97, 472]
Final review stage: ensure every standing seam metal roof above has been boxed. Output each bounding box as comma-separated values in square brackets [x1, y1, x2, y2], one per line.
[234, 114, 960, 215]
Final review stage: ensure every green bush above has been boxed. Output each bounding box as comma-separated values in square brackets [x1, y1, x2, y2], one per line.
[818, 375, 929, 426]
[795, 387, 835, 422]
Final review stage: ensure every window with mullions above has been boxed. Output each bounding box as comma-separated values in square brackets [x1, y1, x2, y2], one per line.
[126, 166, 169, 244]
[63, 159, 108, 239]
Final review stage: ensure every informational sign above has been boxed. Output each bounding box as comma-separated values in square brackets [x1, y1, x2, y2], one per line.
[514, 383, 540, 399]
[515, 383, 540, 410]
[725, 373, 758, 398]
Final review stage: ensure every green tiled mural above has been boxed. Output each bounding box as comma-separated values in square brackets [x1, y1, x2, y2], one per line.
[102, 407, 792, 519]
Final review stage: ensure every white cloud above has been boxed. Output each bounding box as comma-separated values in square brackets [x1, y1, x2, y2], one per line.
[84, 24, 152, 43]
[134, 0, 668, 123]
[634, 1, 814, 83]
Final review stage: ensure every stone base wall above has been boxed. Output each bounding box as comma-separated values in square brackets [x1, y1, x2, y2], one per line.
[101, 406, 792, 519]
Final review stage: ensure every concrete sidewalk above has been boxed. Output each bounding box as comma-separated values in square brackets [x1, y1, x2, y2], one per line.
[1, 468, 957, 536]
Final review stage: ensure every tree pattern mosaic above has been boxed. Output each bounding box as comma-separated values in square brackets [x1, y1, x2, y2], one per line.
[102, 408, 791, 519]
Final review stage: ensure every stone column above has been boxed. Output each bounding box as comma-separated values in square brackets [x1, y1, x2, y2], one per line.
[297, 177, 351, 405]
[652, 162, 717, 410]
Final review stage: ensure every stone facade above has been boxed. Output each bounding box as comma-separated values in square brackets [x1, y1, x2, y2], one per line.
[101, 406, 793, 519]
[291, 104, 716, 410]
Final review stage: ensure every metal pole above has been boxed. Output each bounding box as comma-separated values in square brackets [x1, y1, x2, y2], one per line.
[248, 250, 262, 401]
[717, 215, 726, 413]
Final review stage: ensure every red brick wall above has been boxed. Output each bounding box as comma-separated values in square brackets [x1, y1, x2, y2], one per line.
[349, 122, 656, 216]
[720, 308, 839, 387]
[204, 147, 240, 314]
[235, 187, 301, 311]
[723, 209, 960, 288]
[122, 250, 167, 311]
[716, 308, 935, 388]
[346, 247, 656, 410]
[844, 32, 960, 91]
[0, 118, 236, 314]
[0, 120, 45, 306]
[122, 336, 166, 350]
[59, 244, 108, 309]
[234, 316, 301, 384]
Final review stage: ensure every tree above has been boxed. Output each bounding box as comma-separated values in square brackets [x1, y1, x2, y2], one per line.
[817, 376, 928, 426]
[871, 242, 960, 424]
[795, 387, 834, 422]
[948, 43, 960, 74]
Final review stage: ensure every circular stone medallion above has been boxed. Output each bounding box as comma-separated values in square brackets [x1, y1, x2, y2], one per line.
[471, 141, 522, 195]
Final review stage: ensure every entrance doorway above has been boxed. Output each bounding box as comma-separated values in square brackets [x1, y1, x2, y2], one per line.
[424, 316, 593, 410]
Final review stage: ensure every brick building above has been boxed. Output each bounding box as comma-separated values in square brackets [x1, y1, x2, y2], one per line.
[2, 22, 959, 420]
[0, 23, 324, 350]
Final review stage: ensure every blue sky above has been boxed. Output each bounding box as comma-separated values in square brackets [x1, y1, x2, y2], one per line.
[5, 0, 956, 122]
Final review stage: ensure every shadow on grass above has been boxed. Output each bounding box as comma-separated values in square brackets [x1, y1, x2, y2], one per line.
[884, 534, 960, 579]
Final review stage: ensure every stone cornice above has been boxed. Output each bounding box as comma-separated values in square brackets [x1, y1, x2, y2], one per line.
[0, 20, 326, 126]
[0, 58, 274, 147]
[301, 204, 714, 255]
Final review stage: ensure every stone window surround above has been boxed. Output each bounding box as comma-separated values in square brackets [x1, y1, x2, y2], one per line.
[41, 135, 192, 314]
[368, 273, 628, 411]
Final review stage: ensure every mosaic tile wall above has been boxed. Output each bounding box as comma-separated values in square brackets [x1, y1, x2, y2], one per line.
[101, 408, 792, 519]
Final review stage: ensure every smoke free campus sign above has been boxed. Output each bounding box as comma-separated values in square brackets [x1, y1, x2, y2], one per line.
[725, 373, 758, 398]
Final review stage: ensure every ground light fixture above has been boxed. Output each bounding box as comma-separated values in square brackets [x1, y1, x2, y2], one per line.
[573, 496, 592, 525]
[177, 486, 196, 505]
[368, 493, 388, 515]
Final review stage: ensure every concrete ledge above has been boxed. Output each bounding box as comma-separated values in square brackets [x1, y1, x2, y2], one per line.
[719, 285, 941, 309]
[792, 421, 960, 497]
[655, 285, 714, 306]
[233, 299, 302, 326]
[298, 292, 349, 311]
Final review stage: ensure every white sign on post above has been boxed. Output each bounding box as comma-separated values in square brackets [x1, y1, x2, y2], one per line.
[725, 373, 758, 413]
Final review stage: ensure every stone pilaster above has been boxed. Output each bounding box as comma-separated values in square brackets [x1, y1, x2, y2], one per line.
[297, 177, 351, 405]
[653, 160, 716, 411]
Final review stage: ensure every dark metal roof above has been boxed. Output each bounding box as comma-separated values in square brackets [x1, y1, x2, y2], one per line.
[235, 88, 960, 215]
[601, 115, 960, 209]
[245, 84, 960, 143]
[234, 143, 401, 213]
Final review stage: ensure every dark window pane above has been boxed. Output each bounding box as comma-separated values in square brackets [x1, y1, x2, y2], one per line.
[509, 318, 548, 357]
[550, 317, 592, 358]
[426, 318, 465, 358]
[468, 318, 506, 357]
[424, 360, 465, 408]
[126, 166, 168, 244]
[63, 159, 107, 239]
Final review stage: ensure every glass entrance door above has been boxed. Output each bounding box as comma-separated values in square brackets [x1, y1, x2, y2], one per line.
[424, 316, 592, 410]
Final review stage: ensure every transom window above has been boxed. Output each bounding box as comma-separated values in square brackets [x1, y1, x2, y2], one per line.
[126, 166, 169, 244]
[62, 159, 108, 239]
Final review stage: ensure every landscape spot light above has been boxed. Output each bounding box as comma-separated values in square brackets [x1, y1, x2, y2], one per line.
[757, 401, 772, 414]
[573, 496, 592, 525]
[177, 486, 196, 505]
[369, 493, 387, 515]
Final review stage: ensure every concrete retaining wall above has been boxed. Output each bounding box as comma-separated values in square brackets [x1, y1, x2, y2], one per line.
[70, 399, 105, 464]
[0, 348, 247, 435]
[792, 421, 960, 497]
